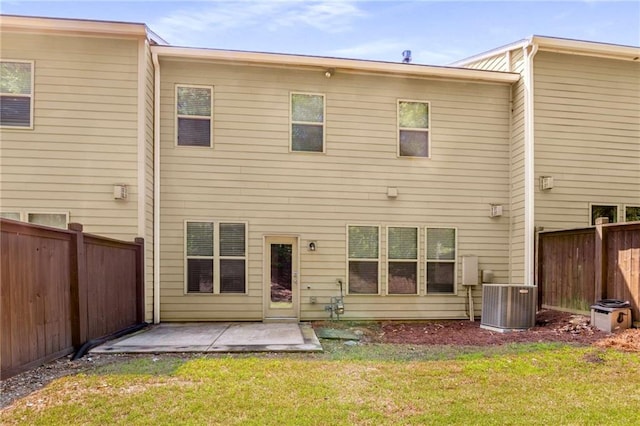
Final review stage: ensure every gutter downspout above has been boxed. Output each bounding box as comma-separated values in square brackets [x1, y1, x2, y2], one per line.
[152, 51, 161, 324]
[523, 40, 539, 285]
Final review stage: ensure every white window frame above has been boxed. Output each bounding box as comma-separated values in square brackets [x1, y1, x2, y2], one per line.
[184, 220, 248, 295]
[397, 99, 430, 158]
[589, 203, 619, 225]
[624, 205, 640, 222]
[26, 211, 69, 229]
[175, 84, 213, 148]
[386, 225, 419, 296]
[0, 60, 34, 130]
[346, 224, 381, 295]
[425, 226, 457, 295]
[290, 92, 326, 154]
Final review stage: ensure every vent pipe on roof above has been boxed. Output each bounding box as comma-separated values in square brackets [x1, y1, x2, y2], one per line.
[402, 50, 412, 63]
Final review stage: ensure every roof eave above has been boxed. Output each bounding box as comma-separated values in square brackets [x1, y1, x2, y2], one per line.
[152, 45, 520, 84]
[532, 36, 640, 62]
[0, 14, 149, 39]
[454, 35, 640, 67]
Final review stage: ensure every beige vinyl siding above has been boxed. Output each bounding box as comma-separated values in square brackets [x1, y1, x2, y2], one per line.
[158, 59, 512, 321]
[533, 52, 640, 231]
[0, 32, 141, 240]
[508, 48, 526, 283]
[144, 41, 155, 321]
[463, 53, 509, 72]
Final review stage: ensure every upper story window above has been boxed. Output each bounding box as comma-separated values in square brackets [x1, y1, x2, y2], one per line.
[291, 93, 325, 153]
[398, 100, 430, 157]
[176, 85, 212, 147]
[0, 60, 34, 129]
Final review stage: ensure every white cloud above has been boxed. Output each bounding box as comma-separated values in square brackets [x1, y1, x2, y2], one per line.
[150, 0, 366, 47]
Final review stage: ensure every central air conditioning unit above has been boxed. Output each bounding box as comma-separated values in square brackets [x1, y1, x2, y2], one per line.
[481, 284, 537, 332]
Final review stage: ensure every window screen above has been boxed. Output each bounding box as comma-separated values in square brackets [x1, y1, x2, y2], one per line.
[388, 227, 418, 294]
[591, 205, 617, 225]
[177, 86, 212, 147]
[185, 221, 246, 294]
[348, 225, 379, 294]
[1, 61, 33, 128]
[291, 93, 324, 152]
[398, 100, 429, 158]
[625, 206, 640, 222]
[219, 223, 246, 293]
[426, 228, 456, 294]
[27, 213, 68, 229]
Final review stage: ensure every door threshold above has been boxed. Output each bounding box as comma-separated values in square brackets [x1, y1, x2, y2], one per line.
[263, 317, 299, 323]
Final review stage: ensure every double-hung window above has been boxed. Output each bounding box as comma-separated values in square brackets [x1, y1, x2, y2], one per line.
[185, 221, 247, 294]
[291, 93, 325, 152]
[347, 225, 380, 294]
[426, 227, 457, 294]
[176, 85, 212, 147]
[387, 226, 418, 294]
[398, 100, 430, 157]
[0, 60, 34, 128]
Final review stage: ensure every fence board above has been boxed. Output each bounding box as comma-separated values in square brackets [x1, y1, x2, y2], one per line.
[538, 228, 595, 313]
[1, 219, 143, 379]
[605, 223, 640, 319]
[538, 222, 640, 321]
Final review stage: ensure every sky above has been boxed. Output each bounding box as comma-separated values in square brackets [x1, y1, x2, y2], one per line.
[1, 0, 639, 65]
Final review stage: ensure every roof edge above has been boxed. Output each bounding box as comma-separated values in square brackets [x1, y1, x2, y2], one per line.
[0, 14, 166, 43]
[152, 45, 520, 84]
[450, 39, 529, 67]
[453, 35, 640, 67]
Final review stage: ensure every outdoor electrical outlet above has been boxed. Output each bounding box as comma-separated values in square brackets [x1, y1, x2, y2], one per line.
[310, 296, 317, 304]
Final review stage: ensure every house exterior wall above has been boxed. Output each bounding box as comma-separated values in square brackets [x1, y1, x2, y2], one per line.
[143, 41, 155, 322]
[157, 58, 512, 321]
[463, 53, 509, 72]
[508, 48, 526, 283]
[533, 52, 640, 230]
[0, 31, 142, 241]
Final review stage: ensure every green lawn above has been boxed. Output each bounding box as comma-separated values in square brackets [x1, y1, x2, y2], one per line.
[2, 345, 640, 425]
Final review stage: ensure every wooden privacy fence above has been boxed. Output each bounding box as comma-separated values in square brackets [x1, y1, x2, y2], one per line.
[537, 221, 640, 321]
[1, 219, 144, 379]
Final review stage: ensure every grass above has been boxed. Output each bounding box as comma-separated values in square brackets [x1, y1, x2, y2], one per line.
[2, 343, 640, 425]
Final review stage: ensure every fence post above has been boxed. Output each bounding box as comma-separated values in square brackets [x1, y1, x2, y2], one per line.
[594, 218, 608, 302]
[69, 223, 88, 349]
[134, 237, 145, 323]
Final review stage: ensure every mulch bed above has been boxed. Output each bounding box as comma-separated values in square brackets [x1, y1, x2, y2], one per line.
[377, 310, 608, 346]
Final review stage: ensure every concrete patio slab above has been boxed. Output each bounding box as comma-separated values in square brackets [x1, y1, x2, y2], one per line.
[90, 322, 322, 354]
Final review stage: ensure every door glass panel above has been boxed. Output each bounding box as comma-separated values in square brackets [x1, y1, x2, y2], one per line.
[270, 244, 292, 307]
